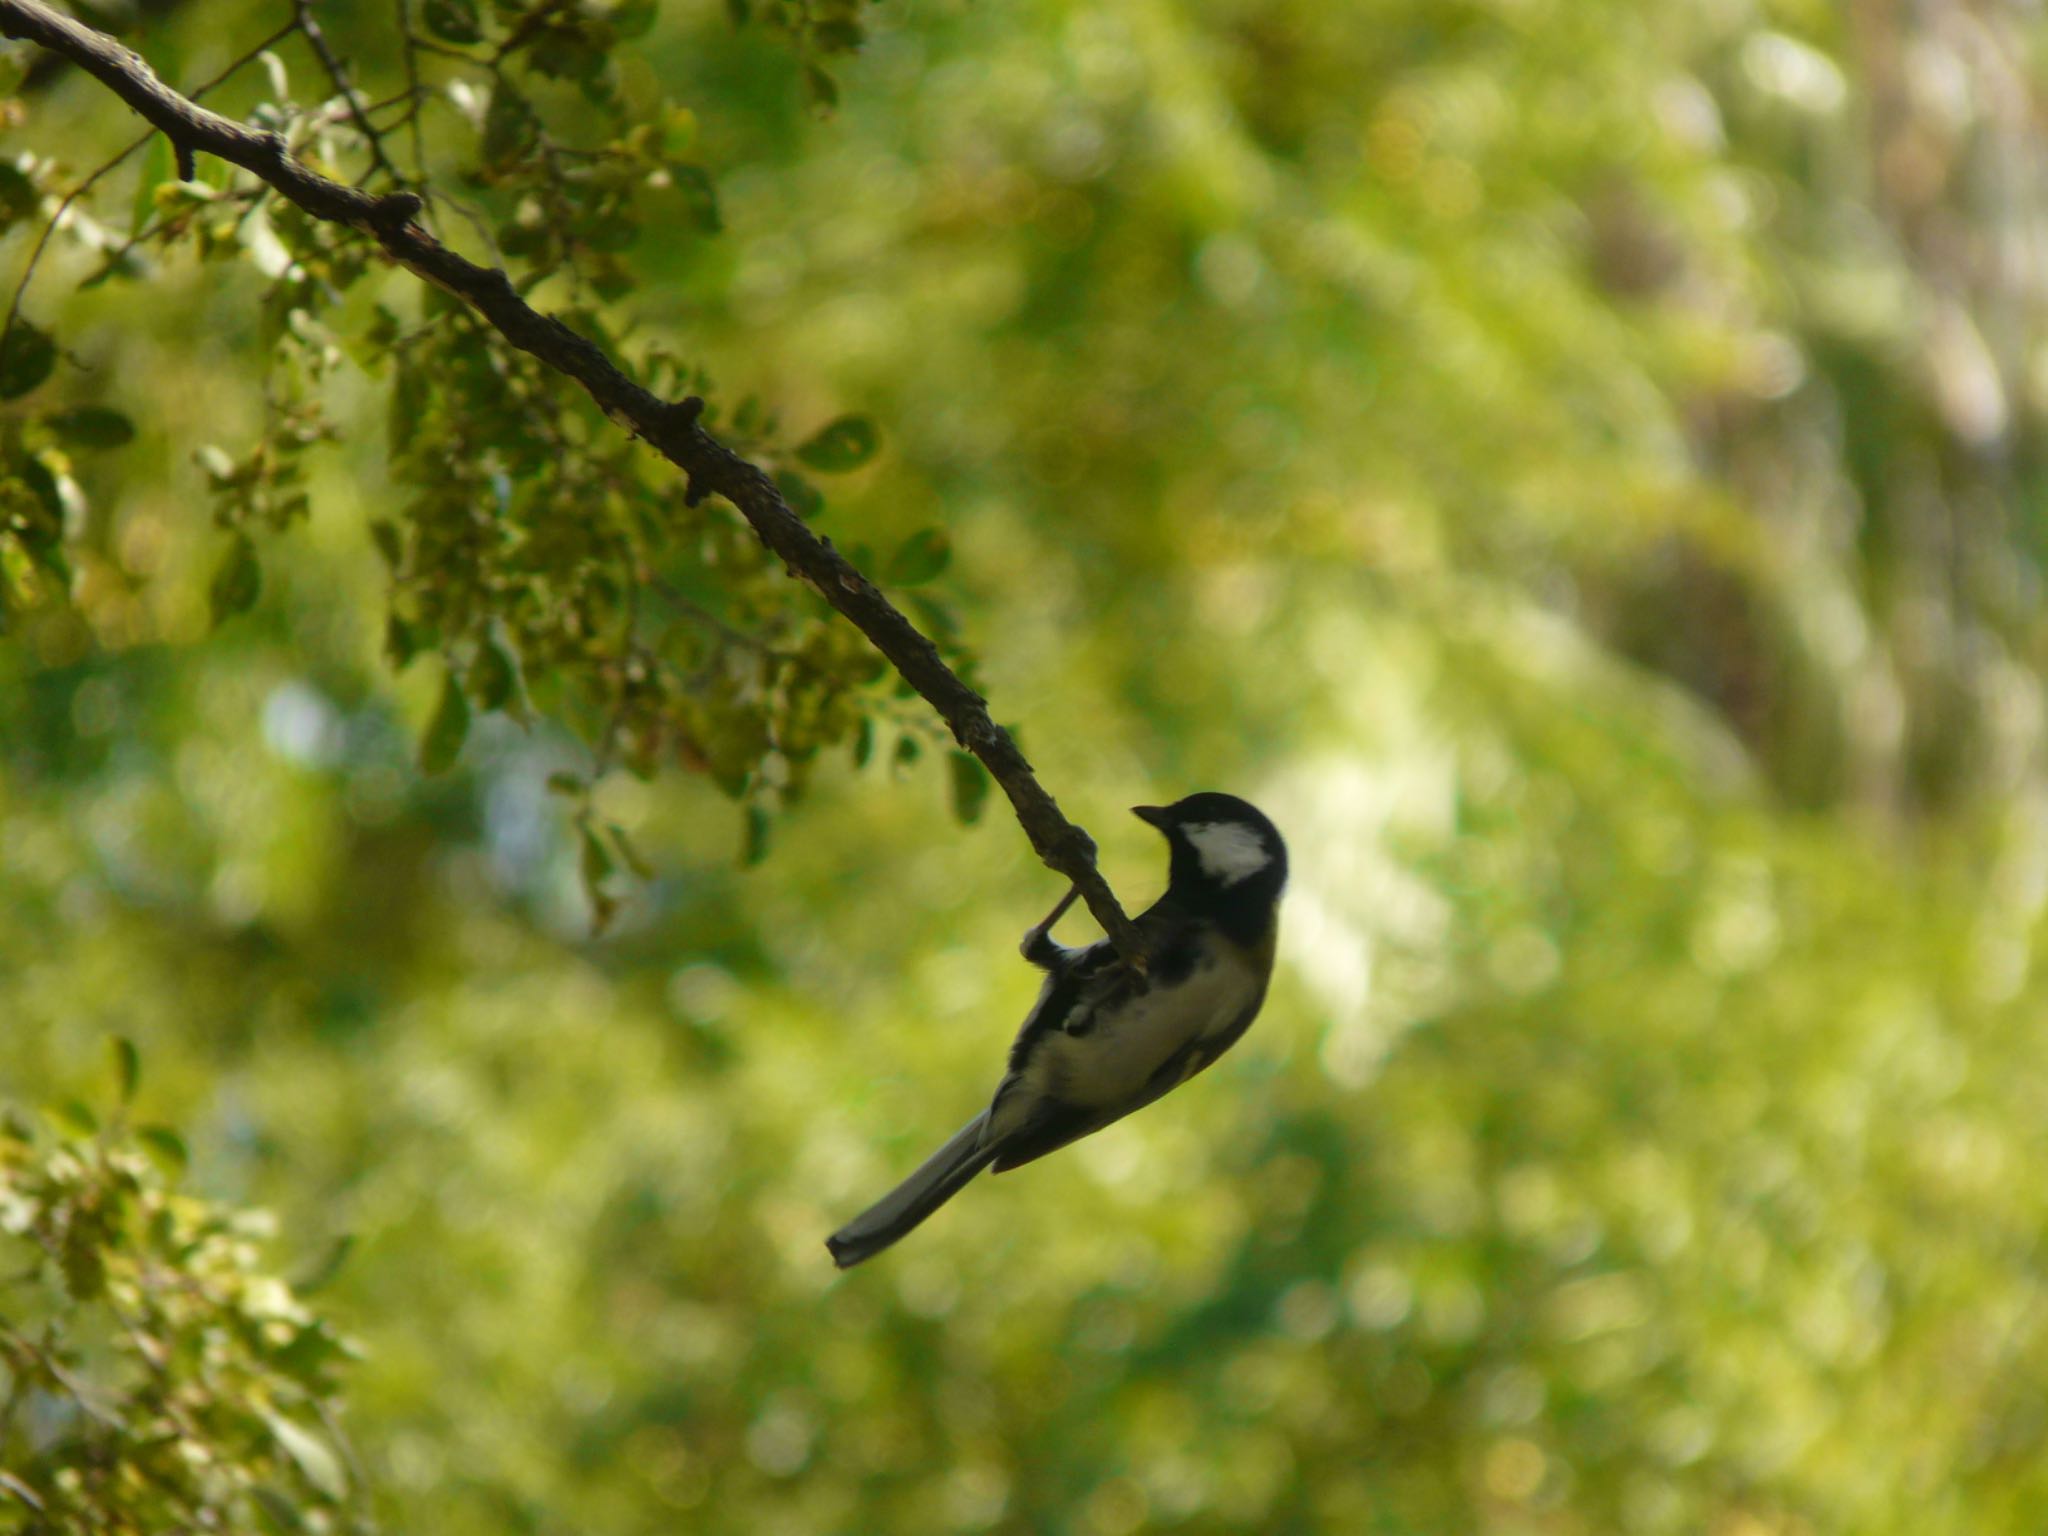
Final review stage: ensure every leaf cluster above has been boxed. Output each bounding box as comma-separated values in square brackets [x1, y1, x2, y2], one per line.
[0, 0, 991, 924]
[0, 1047, 365, 1535]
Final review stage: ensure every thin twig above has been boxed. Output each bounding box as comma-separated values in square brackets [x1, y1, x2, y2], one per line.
[292, 0, 406, 189]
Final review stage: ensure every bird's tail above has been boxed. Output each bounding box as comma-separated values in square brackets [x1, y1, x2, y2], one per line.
[827, 1112, 996, 1269]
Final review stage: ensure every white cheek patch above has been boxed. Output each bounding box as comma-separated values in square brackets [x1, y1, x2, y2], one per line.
[1183, 820, 1272, 886]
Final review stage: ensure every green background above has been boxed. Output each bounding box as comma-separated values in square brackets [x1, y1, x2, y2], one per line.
[8, 0, 2048, 1531]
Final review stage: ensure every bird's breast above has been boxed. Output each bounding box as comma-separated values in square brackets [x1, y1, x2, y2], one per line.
[1043, 945, 1263, 1108]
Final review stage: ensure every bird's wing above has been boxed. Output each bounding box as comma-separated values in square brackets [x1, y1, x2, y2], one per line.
[987, 990, 1267, 1172]
[982, 897, 1271, 1174]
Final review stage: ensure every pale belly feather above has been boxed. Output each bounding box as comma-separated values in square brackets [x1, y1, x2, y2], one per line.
[1036, 949, 1261, 1108]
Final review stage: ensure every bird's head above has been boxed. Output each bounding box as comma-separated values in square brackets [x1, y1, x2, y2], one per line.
[1132, 793, 1288, 910]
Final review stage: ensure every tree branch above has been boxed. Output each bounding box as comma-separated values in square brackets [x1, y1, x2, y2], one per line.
[0, 0, 1146, 967]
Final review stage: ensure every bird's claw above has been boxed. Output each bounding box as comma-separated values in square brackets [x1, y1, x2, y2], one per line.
[1020, 885, 1082, 968]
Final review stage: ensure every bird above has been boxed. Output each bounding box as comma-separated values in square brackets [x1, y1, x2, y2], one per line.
[827, 792, 1287, 1268]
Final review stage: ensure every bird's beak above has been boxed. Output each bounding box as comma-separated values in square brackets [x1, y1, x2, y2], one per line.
[1132, 804, 1170, 829]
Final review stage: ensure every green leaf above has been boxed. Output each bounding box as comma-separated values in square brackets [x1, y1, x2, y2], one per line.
[813, 18, 863, 53]
[17, 453, 63, 523]
[468, 634, 520, 713]
[0, 162, 38, 229]
[47, 1099, 98, 1139]
[851, 714, 874, 768]
[547, 772, 586, 798]
[136, 1125, 189, 1177]
[274, 1320, 352, 1386]
[385, 614, 421, 668]
[886, 528, 952, 586]
[610, 822, 655, 879]
[294, 1235, 356, 1297]
[661, 106, 697, 157]
[893, 733, 922, 769]
[60, 1227, 106, 1302]
[388, 365, 427, 455]
[0, 321, 56, 401]
[483, 80, 536, 165]
[422, 0, 483, 43]
[804, 64, 839, 112]
[949, 751, 990, 825]
[419, 671, 470, 775]
[668, 163, 721, 233]
[111, 1036, 140, 1104]
[251, 1486, 303, 1533]
[195, 443, 239, 485]
[130, 132, 174, 234]
[580, 824, 614, 887]
[795, 414, 879, 472]
[210, 533, 262, 625]
[612, 0, 659, 38]
[45, 406, 135, 449]
[773, 468, 824, 520]
[369, 520, 403, 569]
[265, 1412, 349, 1501]
[742, 804, 772, 867]
[725, 0, 749, 26]
[583, 210, 641, 253]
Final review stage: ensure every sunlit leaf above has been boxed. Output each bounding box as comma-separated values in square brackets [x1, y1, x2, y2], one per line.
[265, 1412, 348, 1500]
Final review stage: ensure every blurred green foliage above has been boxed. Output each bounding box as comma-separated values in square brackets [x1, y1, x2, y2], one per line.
[0, 1056, 366, 1534]
[6, 0, 2048, 1533]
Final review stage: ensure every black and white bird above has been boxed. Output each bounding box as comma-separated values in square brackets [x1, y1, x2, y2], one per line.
[827, 792, 1287, 1268]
